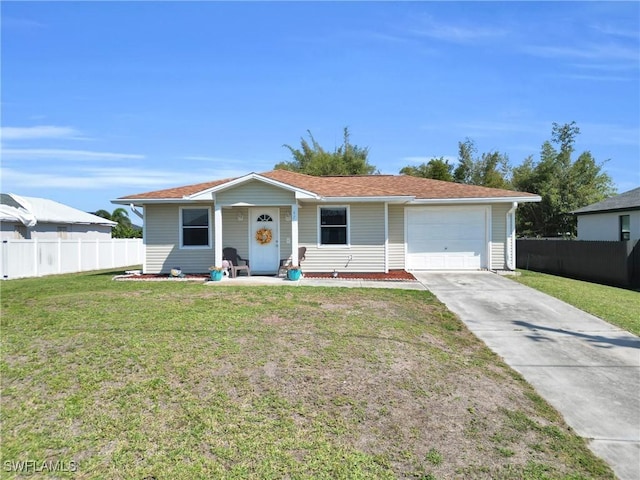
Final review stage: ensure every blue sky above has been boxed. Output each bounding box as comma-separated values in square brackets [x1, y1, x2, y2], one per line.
[2, 1, 639, 214]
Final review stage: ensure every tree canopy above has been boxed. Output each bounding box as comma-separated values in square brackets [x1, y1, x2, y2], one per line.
[399, 157, 454, 182]
[93, 208, 142, 238]
[512, 122, 615, 237]
[399, 139, 510, 189]
[275, 127, 377, 175]
[453, 139, 511, 189]
[398, 122, 616, 237]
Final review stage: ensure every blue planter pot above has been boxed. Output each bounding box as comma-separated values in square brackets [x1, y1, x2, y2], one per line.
[210, 270, 223, 281]
[287, 269, 302, 281]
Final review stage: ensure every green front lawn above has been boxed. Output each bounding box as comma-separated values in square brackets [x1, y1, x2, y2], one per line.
[512, 270, 640, 336]
[0, 270, 613, 479]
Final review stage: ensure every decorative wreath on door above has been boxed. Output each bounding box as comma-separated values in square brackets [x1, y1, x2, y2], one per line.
[255, 227, 273, 245]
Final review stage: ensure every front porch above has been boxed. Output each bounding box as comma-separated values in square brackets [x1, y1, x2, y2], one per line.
[215, 204, 300, 275]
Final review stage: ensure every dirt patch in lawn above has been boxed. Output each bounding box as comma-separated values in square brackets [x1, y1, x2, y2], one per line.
[234, 325, 567, 478]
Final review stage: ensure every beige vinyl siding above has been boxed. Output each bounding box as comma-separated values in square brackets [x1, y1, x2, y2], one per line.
[144, 204, 214, 274]
[388, 204, 405, 270]
[216, 180, 295, 206]
[299, 203, 385, 272]
[491, 203, 509, 270]
[222, 207, 249, 259]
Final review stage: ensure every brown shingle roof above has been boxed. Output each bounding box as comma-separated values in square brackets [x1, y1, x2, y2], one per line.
[117, 170, 538, 201]
[118, 178, 233, 200]
[263, 170, 537, 199]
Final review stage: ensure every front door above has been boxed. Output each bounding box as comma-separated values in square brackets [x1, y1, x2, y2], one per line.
[249, 208, 280, 274]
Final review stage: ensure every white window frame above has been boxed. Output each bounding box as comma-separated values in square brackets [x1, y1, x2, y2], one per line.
[317, 205, 350, 248]
[620, 214, 631, 241]
[179, 206, 212, 249]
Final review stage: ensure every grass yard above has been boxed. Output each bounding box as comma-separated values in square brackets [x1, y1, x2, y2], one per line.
[511, 270, 640, 336]
[0, 270, 614, 479]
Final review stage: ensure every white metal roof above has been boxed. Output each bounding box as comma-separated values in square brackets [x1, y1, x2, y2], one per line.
[0, 193, 117, 227]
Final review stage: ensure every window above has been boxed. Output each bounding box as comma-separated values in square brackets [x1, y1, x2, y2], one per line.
[620, 215, 630, 241]
[319, 207, 349, 245]
[181, 207, 211, 248]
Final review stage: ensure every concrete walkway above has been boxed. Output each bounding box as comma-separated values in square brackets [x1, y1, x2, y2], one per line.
[414, 271, 640, 480]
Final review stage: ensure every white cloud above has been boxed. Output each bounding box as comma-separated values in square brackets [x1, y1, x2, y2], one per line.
[2, 17, 45, 29]
[1, 125, 82, 140]
[1, 148, 145, 160]
[522, 42, 639, 63]
[180, 155, 243, 163]
[0, 166, 248, 191]
[558, 73, 632, 82]
[578, 123, 640, 147]
[422, 121, 546, 138]
[590, 23, 640, 40]
[408, 16, 508, 44]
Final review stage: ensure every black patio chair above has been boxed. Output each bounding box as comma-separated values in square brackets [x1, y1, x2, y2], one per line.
[223, 247, 251, 278]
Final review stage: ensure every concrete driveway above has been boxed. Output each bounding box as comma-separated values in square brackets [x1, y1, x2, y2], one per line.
[414, 271, 640, 480]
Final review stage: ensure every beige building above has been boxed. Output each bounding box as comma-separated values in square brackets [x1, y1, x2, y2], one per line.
[112, 170, 540, 275]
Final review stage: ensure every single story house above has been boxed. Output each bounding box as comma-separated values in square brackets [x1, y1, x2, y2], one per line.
[573, 187, 640, 242]
[112, 170, 540, 275]
[0, 193, 117, 240]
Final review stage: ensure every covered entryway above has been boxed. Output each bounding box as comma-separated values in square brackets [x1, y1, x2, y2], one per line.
[249, 207, 280, 274]
[406, 206, 488, 270]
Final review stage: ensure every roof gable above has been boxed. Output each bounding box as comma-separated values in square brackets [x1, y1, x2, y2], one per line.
[187, 172, 318, 201]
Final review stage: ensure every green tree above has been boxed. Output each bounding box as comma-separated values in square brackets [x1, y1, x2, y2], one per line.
[400, 157, 454, 181]
[453, 138, 476, 184]
[453, 139, 511, 188]
[275, 127, 376, 175]
[512, 122, 616, 237]
[93, 208, 142, 238]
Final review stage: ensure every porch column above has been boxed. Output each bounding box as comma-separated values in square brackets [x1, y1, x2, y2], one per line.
[384, 202, 389, 273]
[291, 204, 299, 265]
[214, 203, 223, 267]
[506, 202, 518, 270]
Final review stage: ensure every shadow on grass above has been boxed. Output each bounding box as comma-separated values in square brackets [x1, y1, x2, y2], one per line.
[85, 267, 143, 277]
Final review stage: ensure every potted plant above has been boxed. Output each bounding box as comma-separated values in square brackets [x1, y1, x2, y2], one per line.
[208, 266, 224, 281]
[286, 265, 302, 281]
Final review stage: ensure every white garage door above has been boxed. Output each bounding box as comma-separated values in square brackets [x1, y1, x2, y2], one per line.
[406, 206, 488, 270]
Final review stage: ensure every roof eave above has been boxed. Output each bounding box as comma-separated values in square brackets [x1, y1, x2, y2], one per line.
[410, 196, 541, 204]
[573, 206, 640, 215]
[316, 196, 415, 203]
[111, 198, 211, 205]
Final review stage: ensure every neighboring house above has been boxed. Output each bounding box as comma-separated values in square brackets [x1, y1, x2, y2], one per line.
[573, 187, 640, 242]
[0, 193, 117, 240]
[112, 170, 540, 274]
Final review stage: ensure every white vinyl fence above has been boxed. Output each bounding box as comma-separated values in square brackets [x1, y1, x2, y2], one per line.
[1, 238, 144, 280]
